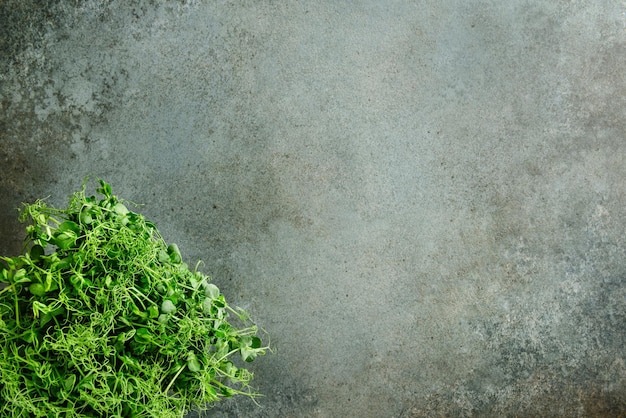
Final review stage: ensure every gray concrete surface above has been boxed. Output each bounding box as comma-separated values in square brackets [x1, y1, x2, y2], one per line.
[2, 1, 626, 416]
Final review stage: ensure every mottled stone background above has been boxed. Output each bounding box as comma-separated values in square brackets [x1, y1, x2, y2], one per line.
[1, 1, 625, 416]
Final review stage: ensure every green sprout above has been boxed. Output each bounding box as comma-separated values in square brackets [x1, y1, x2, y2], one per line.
[0, 180, 268, 417]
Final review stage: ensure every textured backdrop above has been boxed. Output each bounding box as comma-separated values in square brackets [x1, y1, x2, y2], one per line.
[1, 1, 626, 416]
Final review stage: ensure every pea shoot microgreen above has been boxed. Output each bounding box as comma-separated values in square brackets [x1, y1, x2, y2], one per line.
[0, 180, 268, 417]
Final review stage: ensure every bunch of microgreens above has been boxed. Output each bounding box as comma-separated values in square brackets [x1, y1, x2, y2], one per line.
[0, 180, 267, 417]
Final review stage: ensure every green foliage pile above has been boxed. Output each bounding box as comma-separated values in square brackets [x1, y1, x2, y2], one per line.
[0, 180, 267, 417]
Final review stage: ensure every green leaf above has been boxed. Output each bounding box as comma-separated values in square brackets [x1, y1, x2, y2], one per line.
[77, 374, 95, 391]
[97, 180, 112, 197]
[167, 244, 182, 264]
[187, 352, 202, 372]
[53, 222, 80, 250]
[161, 299, 176, 314]
[79, 206, 94, 225]
[158, 249, 170, 264]
[29, 245, 44, 261]
[134, 328, 153, 344]
[220, 386, 234, 397]
[204, 283, 220, 299]
[28, 283, 46, 297]
[21, 328, 38, 344]
[202, 297, 213, 315]
[58, 220, 80, 234]
[147, 305, 159, 319]
[64, 374, 76, 392]
[13, 268, 27, 282]
[40, 306, 65, 326]
[240, 336, 262, 362]
[251, 336, 262, 349]
[113, 203, 129, 216]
